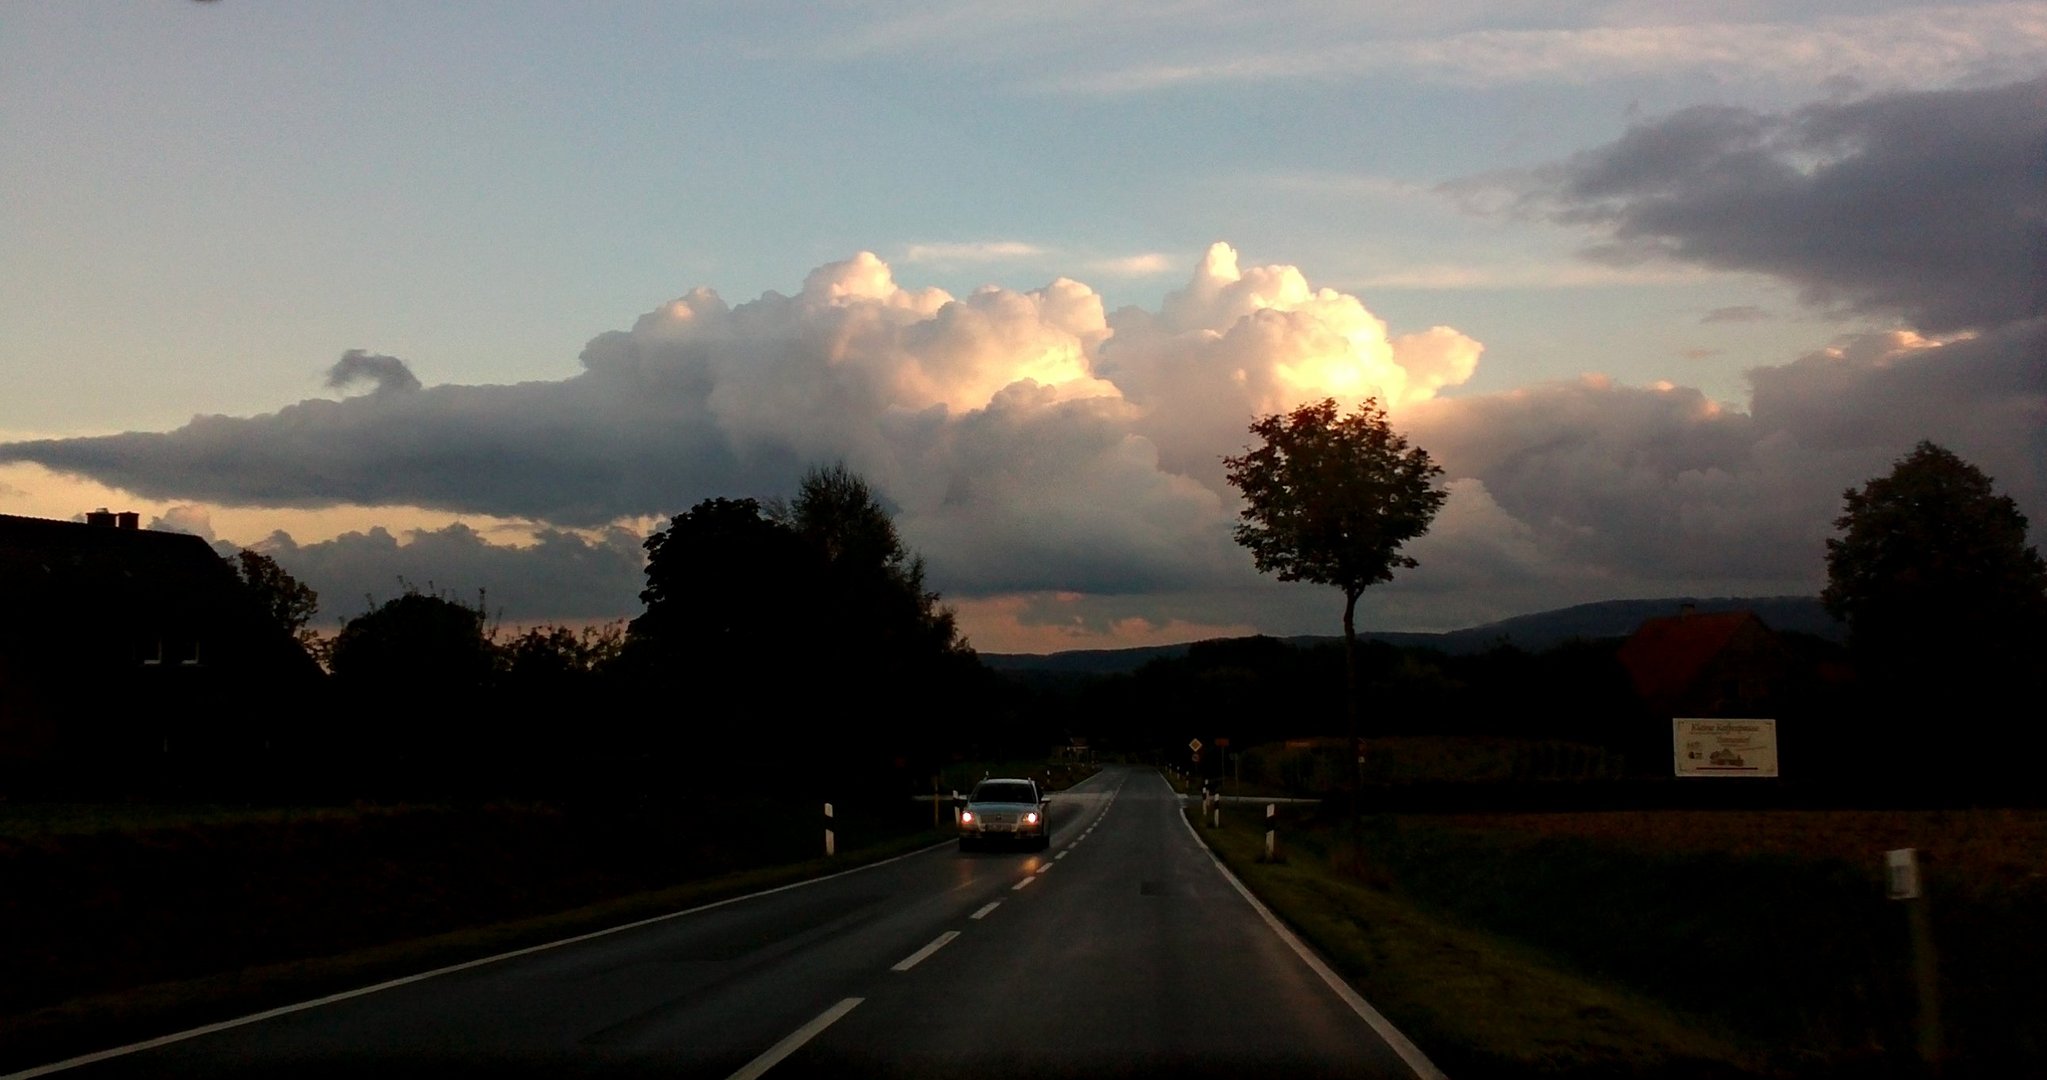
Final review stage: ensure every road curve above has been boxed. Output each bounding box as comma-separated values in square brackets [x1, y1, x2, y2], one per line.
[15, 766, 1435, 1079]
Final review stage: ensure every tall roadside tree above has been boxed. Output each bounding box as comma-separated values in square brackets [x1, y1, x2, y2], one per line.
[1823, 442, 2047, 758]
[1224, 398, 1447, 808]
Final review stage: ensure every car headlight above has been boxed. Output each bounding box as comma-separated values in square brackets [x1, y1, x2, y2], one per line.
[960, 811, 974, 824]
[1024, 812, 1039, 824]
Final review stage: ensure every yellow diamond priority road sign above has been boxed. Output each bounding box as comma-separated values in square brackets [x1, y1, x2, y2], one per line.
[1188, 738, 1202, 753]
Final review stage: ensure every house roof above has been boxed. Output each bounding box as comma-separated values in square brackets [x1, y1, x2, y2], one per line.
[1615, 609, 1771, 704]
[0, 513, 237, 619]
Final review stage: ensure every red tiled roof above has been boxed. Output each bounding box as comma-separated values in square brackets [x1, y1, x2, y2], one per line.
[1616, 610, 1765, 703]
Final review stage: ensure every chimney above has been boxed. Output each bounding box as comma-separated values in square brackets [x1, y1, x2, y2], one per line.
[116, 511, 140, 530]
[86, 508, 116, 528]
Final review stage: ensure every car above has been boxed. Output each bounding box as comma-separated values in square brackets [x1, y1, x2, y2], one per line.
[957, 777, 1049, 851]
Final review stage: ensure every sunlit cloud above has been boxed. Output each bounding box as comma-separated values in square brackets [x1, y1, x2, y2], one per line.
[950, 593, 1258, 654]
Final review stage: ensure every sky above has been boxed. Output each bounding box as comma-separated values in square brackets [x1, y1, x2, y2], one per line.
[3, 2, 2043, 653]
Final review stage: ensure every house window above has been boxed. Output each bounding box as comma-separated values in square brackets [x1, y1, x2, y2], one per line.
[143, 636, 201, 666]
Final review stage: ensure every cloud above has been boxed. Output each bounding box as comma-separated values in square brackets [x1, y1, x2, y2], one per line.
[6, 227, 2038, 644]
[245, 523, 647, 630]
[1524, 76, 2047, 335]
[325, 350, 423, 396]
[900, 241, 1046, 264]
[2, 246, 1473, 606]
[1087, 253, 1174, 277]
[148, 504, 216, 540]
[1702, 306, 1771, 324]
[1042, 4, 2047, 93]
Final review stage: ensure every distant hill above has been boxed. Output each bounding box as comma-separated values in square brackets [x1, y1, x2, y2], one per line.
[980, 595, 1838, 675]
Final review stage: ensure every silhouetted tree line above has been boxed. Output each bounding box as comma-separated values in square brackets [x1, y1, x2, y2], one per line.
[278, 464, 1022, 804]
[1041, 631, 1849, 775]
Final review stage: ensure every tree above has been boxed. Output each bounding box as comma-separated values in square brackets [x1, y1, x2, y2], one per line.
[328, 588, 497, 694]
[1823, 441, 2047, 684]
[630, 496, 819, 654]
[629, 466, 976, 787]
[785, 462, 967, 668]
[233, 548, 319, 649]
[1223, 398, 1447, 805]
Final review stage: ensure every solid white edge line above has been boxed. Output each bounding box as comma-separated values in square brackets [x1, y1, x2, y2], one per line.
[1174, 781, 1448, 1080]
[889, 930, 961, 972]
[4, 841, 955, 1080]
[1010, 875, 1036, 891]
[724, 996, 863, 1080]
[969, 901, 1001, 920]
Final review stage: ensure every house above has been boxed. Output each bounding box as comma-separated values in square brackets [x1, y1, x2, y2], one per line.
[1615, 605, 1790, 719]
[0, 511, 322, 789]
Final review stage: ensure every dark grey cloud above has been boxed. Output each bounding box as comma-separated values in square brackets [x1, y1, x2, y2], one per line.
[326, 350, 422, 395]
[1403, 317, 2046, 594]
[238, 523, 647, 630]
[1537, 76, 2047, 335]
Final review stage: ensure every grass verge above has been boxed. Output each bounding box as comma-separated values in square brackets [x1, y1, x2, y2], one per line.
[1191, 800, 2046, 1076]
[1191, 804, 1759, 1078]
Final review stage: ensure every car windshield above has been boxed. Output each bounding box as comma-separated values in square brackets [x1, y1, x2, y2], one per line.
[970, 783, 1035, 804]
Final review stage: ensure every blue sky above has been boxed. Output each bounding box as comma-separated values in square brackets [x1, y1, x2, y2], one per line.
[5, 2, 2043, 651]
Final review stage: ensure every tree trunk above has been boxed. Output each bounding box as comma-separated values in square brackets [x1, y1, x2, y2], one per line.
[1343, 587, 1362, 842]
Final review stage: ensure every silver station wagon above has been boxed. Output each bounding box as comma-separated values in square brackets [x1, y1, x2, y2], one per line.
[957, 777, 1049, 852]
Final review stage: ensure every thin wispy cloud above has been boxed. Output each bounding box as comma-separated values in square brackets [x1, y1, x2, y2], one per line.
[1703, 306, 1773, 324]
[1087, 253, 1174, 277]
[900, 240, 1047, 264]
[1041, 4, 2047, 93]
[1342, 261, 1720, 292]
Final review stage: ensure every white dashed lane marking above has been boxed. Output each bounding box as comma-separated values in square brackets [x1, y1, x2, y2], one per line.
[725, 997, 864, 1080]
[891, 932, 960, 973]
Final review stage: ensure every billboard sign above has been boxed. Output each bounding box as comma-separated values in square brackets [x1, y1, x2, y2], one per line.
[1673, 718, 1778, 777]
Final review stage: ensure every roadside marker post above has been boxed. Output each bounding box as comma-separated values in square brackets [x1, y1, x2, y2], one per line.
[1264, 803, 1276, 862]
[1887, 848, 1942, 1071]
[824, 803, 835, 858]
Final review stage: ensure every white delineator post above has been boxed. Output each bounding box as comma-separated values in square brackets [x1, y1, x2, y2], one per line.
[1887, 848, 1942, 1070]
[1265, 802, 1276, 861]
[825, 802, 836, 857]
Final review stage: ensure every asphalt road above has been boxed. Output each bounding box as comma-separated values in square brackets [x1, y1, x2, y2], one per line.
[16, 766, 1436, 1079]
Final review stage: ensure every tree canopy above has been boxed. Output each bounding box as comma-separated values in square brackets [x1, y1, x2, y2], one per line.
[1823, 441, 2047, 673]
[328, 588, 497, 694]
[628, 465, 978, 781]
[233, 548, 319, 649]
[1223, 398, 1447, 613]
